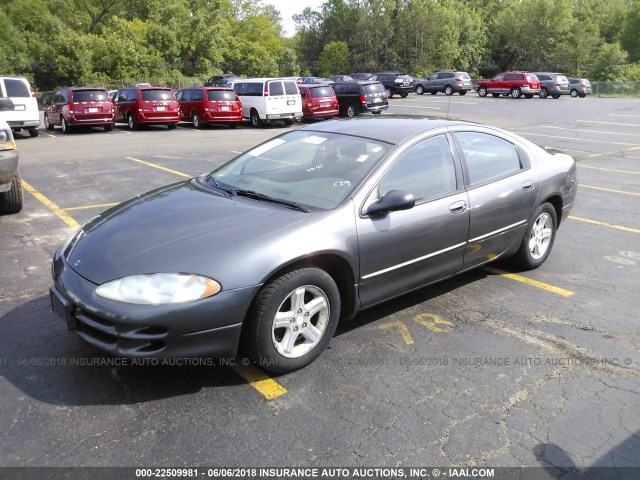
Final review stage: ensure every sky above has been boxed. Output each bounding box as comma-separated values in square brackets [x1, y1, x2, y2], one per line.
[265, 0, 325, 37]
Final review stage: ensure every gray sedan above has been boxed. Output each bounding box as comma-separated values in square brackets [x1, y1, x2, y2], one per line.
[50, 118, 577, 373]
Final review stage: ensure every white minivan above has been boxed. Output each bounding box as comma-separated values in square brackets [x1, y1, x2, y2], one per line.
[0, 76, 40, 138]
[227, 78, 302, 127]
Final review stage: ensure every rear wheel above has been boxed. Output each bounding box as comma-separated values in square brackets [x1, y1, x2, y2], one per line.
[167, 122, 177, 130]
[400, 93, 408, 98]
[430, 91, 437, 95]
[444, 85, 454, 95]
[492, 93, 500, 97]
[250, 110, 262, 128]
[372, 110, 382, 115]
[127, 114, 138, 130]
[228, 123, 238, 129]
[241, 267, 341, 373]
[552, 94, 561, 99]
[459, 91, 467, 96]
[415, 85, 424, 95]
[104, 124, 114, 131]
[524, 94, 533, 99]
[0, 172, 23, 214]
[28, 128, 39, 137]
[477, 86, 487, 97]
[191, 112, 202, 128]
[61, 117, 71, 134]
[511, 203, 557, 270]
[539, 87, 548, 99]
[510, 87, 522, 98]
[284, 118, 294, 126]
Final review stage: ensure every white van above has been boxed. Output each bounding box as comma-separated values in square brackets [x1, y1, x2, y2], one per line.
[0, 76, 40, 137]
[227, 78, 302, 127]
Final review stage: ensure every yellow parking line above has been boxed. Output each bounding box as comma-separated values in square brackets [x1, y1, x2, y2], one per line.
[232, 364, 287, 399]
[125, 156, 191, 177]
[230, 150, 242, 154]
[21, 180, 80, 229]
[483, 267, 574, 297]
[578, 165, 640, 175]
[577, 119, 640, 127]
[44, 133, 56, 138]
[569, 216, 640, 234]
[63, 202, 120, 211]
[579, 184, 640, 196]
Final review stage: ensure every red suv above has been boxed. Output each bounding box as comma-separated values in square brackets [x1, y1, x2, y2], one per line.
[176, 87, 242, 128]
[44, 87, 114, 133]
[113, 87, 180, 130]
[476, 72, 540, 99]
[298, 84, 339, 120]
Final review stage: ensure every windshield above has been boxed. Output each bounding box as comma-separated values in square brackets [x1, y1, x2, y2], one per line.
[207, 131, 392, 210]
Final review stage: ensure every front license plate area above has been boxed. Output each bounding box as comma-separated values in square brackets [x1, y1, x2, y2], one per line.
[50, 288, 77, 330]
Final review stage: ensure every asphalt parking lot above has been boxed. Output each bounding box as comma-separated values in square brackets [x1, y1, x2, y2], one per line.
[1, 94, 639, 474]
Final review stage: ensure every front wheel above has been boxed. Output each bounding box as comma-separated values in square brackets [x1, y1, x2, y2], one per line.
[44, 114, 54, 130]
[0, 172, 23, 214]
[511, 203, 557, 270]
[241, 267, 341, 373]
[415, 85, 424, 95]
[127, 114, 138, 130]
[477, 86, 487, 97]
[570, 89, 578, 98]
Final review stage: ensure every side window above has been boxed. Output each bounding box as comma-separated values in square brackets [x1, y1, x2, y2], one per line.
[515, 74, 524, 80]
[4, 79, 30, 97]
[192, 89, 203, 101]
[379, 135, 457, 202]
[493, 74, 503, 81]
[175, 90, 184, 101]
[505, 73, 515, 81]
[455, 132, 523, 187]
[284, 81, 298, 95]
[269, 81, 284, 96]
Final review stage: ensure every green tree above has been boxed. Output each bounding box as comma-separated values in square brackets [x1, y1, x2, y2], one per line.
[620, 1, 640, 62]
[317, 41, 349, 76]
[588, 43, 627, 80]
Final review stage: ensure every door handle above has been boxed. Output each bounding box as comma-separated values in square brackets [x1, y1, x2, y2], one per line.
[449, 200, 467, 214]
[521, 180, 534, 191]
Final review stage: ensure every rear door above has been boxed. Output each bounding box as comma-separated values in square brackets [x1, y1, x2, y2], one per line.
[362, 82, 386, 109]
[71, 89, 111, 122]
[2, 78, 38, 124]
[140, 89, 175, 119]
[283, 80, 302, 115]
[309, 86, 337, 114]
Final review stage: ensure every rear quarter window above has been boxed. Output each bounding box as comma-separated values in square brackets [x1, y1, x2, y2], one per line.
[4, 79, 30, 97]
[269, 81, 284, 96]
[363, 83, 385, 94]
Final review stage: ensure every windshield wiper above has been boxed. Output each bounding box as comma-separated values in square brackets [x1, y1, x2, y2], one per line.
[232, 188, 311, 213]
[202, 174, 235, 196]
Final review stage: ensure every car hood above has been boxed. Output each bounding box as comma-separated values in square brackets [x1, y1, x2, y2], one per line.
[66, 180, 309, 286]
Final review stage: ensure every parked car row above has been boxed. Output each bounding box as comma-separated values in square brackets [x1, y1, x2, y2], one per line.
[476, 71, 591, 99]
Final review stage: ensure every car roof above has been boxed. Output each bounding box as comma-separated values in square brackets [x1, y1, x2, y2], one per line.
[300, 117, 469, 145]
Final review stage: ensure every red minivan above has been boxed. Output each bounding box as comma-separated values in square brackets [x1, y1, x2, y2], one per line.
[112, 87, 180, 130]
[298, 84, 339, 120]
[44, 87, 115, 133]
[176, 87, 242, 128]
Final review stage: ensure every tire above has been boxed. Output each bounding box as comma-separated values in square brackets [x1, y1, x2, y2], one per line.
[241, 267, 341, 373]
[415, 85, 424, 95]
[192, 112, 202, 128]
[444, 85, 454, 95]
[104, 124, 114, 132]
[127, 114, 138, 131]
[228, 123, 238, 129]
[511, 203, 557, 270]
[400, 93, 408, 98]
[459, 91, 467, 96]
[492, 93, 500, 97]
[552, 94, 561, 99]
[510, 87, 522, 99]
[579, 93, 586, 98]
[167, 122, 177, 130]
[44, 114, 54, 130]
[250, 110, 262, 128]
[477, 86, 487, 97]
[570, 89, 578, 98]
[539, 87, 548, 99]
[61, 117, 71, 134]
[284, 118, 294, 126]
[430, 91, 437, 95]
[28, 128, 39, 137]
[372, 110, 382, 115]
[524, 94, 533, 99]
[345, 104, 357, 117]
[0, 172, 23, 214]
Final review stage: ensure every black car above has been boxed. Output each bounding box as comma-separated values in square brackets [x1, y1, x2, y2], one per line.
[349, 73, 377, 81]
[327, 75, 354, 83]
[331, 81, 388, 117]
[204, 74, 239, 87]
[375, 72, 415, 97]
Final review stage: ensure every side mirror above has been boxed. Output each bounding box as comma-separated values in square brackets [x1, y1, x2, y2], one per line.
[364, 190, 415, 216]
[0, 98, 15, 112]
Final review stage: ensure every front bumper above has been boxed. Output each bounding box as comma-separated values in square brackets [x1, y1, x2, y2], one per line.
[0, 148, 19, 191]
[51, 248, 260, 359]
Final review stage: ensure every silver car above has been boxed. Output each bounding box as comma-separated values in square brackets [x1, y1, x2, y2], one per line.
[51, 118, 577, 373]
[534, 72, 571, 99]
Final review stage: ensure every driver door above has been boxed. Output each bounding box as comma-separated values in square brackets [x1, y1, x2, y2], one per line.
[356, 134, 469, 307]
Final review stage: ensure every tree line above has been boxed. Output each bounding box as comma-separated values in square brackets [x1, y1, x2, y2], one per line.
[1, 0, 638, 92]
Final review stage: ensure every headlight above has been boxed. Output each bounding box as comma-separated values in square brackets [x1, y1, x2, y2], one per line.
[0, 128, 15, 151]
[96, 274, 221, 305]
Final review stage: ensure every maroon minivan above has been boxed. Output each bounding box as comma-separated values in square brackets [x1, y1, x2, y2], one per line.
[44, 87, 115, 133]
[176, 87, 242, 128]
[112, 87, 180, 130]
[298, 84, 339, 120]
